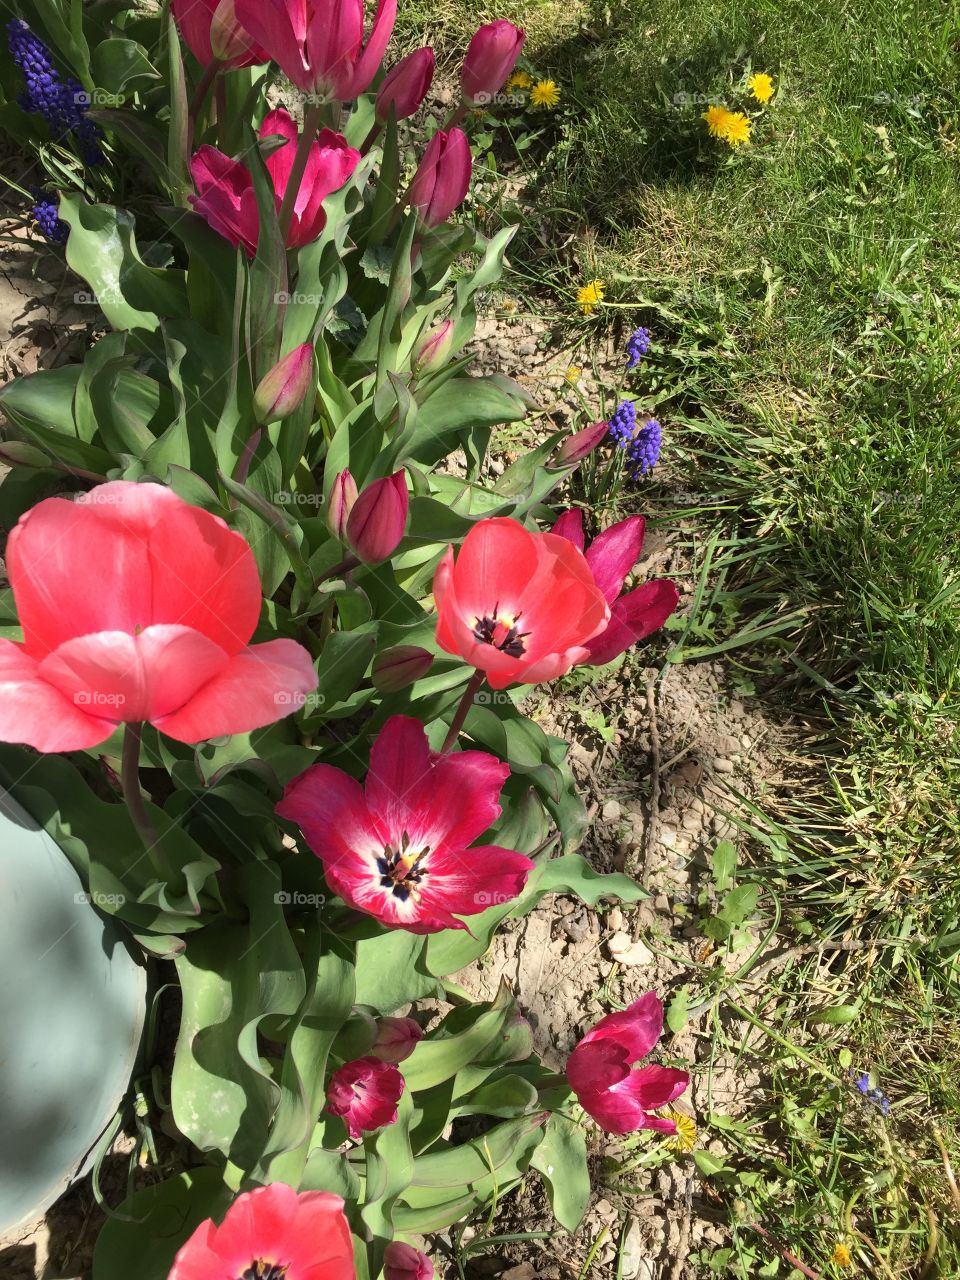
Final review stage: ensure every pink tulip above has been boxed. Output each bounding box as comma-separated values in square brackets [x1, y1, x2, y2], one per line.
[371, 1016, 423, 1063]
[253, 342, 314, 422]
[555, 420, 609, 465]
[461, 19, 525, 104]
[190, 109, 360, 255]
[327, 468, 358, 540]
[0, 482, 317, 752]
[167, 1183, 355, 1280]
[326, 1056, 404, 1139]
[345, 471, 408, 564]
[235, 0, 396, 100]
[412, 318, 454, 376]
[277, 715, 533, 934]
[384, 1242, 435, 1280]
[551, 509, 679, 666]
[408, 128, 472, 230]
[376, 47, 435, 122]
[371, 645, 434, 692]
[172, 0, 266, 68]
[566, 992, 690, 1135]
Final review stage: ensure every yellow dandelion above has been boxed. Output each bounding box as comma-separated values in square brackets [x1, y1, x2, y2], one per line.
[703, 104, 733, 139]
[576, 279, 604, 316]
[748, 72, 775, 104]
[721, 111, 752, 146]
[564, 365, 583, 384]
[530, 79, 561, 110]
[500, 296, 519, 316]
[831, 1242, 853, 1268]
[664, 1109, 697, 1153]
[507, 70, 533, 91]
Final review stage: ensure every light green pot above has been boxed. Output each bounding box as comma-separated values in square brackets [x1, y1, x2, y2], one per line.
[0, 789, 146, 1231]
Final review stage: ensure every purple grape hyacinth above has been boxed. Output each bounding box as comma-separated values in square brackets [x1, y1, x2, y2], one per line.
[7, 19, 103, 164]
[626, 326, 651, 368]
[608, 400, 662, 479]
[30, 194, 68, 243]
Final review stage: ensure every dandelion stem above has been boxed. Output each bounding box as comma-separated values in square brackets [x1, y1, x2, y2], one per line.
[441, 670, 485, 752]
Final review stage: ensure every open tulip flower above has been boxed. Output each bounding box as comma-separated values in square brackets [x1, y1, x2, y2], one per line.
[277, 715, 534, 932]
[551, 509, 679, 666]
[433, 517, 610, 688]
[325, 1055, 404, 1139]
[172, 0, 266, 68]
[235, 0, 396, 100]
[566, 992, 690, 1135]
[190, 108, 360, 255]
[0, 481, 317, 752]
[167, 1182, 355, 1280]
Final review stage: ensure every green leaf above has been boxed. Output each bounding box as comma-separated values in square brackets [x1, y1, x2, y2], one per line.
[711, 841, 737, 893]
[354, 928, 439, 1012]
[666, 987, 690, 1035]
[91, 38, 159, 93]
[530, 1114, 590, 1232]
[403, 987, 515, 1092]
[362, 1090, 415, 1270]
[405, 1113, 545, 1189]
[693, 1150, 733, 1177]
[406, 376, 526, 468]
[451, 1073, 538, 1120]
[805, 1004, 860, 1026]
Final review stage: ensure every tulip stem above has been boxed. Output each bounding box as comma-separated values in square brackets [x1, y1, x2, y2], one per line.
[359, 121, 382, 155]
[187, 58, 222, 146]
[277, 102, 325, 243]
[441, 670, 485, 753]
[443, 101, 469, 131]
[233, 426, 262, 487]
[121, 722, 163, 868]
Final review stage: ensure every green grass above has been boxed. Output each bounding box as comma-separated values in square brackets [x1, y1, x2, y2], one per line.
[400, 0, 960, 1272]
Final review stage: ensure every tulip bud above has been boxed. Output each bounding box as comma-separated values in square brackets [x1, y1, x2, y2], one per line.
[384, 1242, 435, 1280]
[376, 48, 435, 123]
[371, 1016, 423, 1064]
[345, 471, 408, 564]
[371, 646, 434, 692]
[555, 420, 609, 465]
[327, 469, 358, 541]
[408, 129, 472, 230]
[252, 343, 314, 424]
[209, 0, 255, 62]
[412, 319, 454, 377]
[461, 20, 525, 105]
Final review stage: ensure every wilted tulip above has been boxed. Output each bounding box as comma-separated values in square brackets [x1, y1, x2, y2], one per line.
[408, 128, 472, 230]
[412, 318, 454, 377]
[253, 342, 314, 423]
[345, 471, 408, 564]
[327, 469, 359, 541]
[371, 1016, 423, 1063]
[371, 645, 434, 692]
[461, 19, 525, 104]
[384, 1242, 435, 1280]
[376, 47, 435, 123]
[325, 1056, 404, 1139]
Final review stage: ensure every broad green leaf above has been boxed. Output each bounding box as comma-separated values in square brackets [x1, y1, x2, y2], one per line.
[530, 1114, 590, 1232]
[403, 987, 514, 1091]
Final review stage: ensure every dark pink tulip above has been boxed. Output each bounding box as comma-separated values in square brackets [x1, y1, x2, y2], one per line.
[172, 0, 266, 68]
[555, 420, 609, 465]
[371, 645, 434, 692]
[376, 47, 435, 123]
[253, 342, 314, 423]
[371, 1016, 423, 1063]
[566, 992, 690, 1135]
[326, 1056, 404, 1139]
[345, 471, 408, 564]
[408, 128, 472, 230]
[0, 482, 317, 752]
[461, 19, 525, 104]
[384, 1242, 435, 1280]
[327, 468, 358, 540]
[551, 508, 679, 666]
[412, 318, 454, 376]
[190, 109, 360, 255]
[235, 0, 396, 100]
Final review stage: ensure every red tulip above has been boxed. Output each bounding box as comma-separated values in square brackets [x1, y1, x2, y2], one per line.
[167, 1182, 355, 1280]
[190, 109, 360, 255]
[345, 470, 408, 564]
[276, 715, 533, 933]
[172, 0, 266, 68]
[384, 1242, 435, 1280]
[326, 1055, 404, 1139]
[566, 992, 690, 1135]
[433, 517, 610, 689]
[327, 468, 358, 540]
[253, 341, 314, 423]
[376, 47, 435, 123]
[407, 128, 472, 230]
[235, 0, 396, 100]
[461, 19, 525, 104]
[371, 645, 434, 692]
[371, 1016, 423, 1063]
[555, 420, 609, 465]
[0, 482, 317, 752]
[551, 509, 679, 665]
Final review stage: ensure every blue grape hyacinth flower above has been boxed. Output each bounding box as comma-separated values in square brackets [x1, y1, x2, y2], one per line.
[626, 326, 651, 368]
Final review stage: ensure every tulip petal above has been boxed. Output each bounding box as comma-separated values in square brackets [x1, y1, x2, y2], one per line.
[551, 508, 585, 552]
[0, 639, 116, 752]
[153, 639, 317, 742]
[618, 1063, 691, 1112]
[422, 843, 534, 921]
[339, 0, 398, 98]
[566, 1039, 631, 1098]
[235, 0, 311, 91]
[584, 515, 645, 604]
[279, 763, 382, 858]
[583, 579, 680, 666]
[581, 990, 665, 1062]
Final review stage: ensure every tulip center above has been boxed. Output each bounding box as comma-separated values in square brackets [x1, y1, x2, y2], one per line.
[238, 1264, 288, 1280]
[377, 830, 429, 902]
[473, 606, 529, 658]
